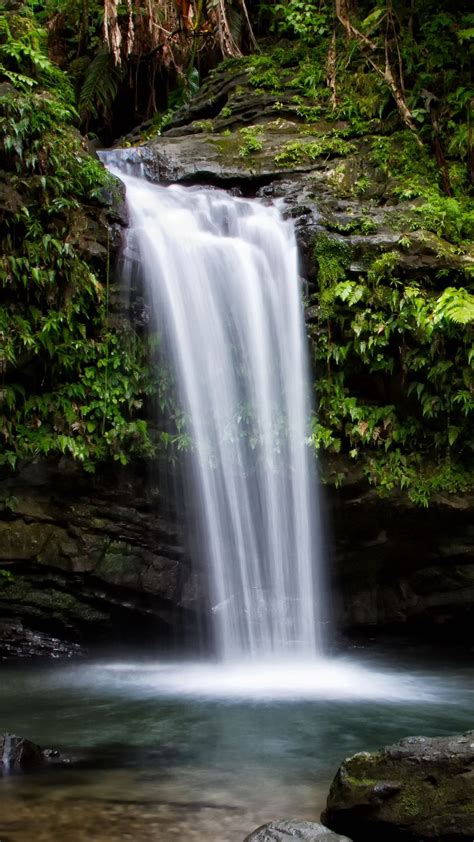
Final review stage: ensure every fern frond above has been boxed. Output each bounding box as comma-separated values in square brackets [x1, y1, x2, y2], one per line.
[435, 287, 474, 325]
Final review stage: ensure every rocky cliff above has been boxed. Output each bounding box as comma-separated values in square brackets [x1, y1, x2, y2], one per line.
[1, 456, 473, 657]
[0, 460, 198, 657]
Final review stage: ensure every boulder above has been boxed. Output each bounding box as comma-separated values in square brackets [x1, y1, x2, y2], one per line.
[244, 821, 353, 841]
[322, 731, 474, 841]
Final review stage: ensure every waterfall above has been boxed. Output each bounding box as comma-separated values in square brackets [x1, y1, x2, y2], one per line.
[106, 157, 325, 661]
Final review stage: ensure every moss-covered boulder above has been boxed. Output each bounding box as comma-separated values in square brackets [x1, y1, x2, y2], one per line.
[323, 731, 474, 841]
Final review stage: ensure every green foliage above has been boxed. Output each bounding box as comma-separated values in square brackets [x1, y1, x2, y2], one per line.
[371, 132, 474, 245]
[0, 7, 72, 100]
[0, 8, 163, 472]
[435, 287, 474, 325]
[259, 1, 474, 179]
[310, 234, 474, 502]
[314, 236, 351, 289]
[192, 119, 214, 133]
[78, 49, 123, 124]
[264, 0, 331, 41]
[275, 136, 355, 167]
[326, 216, 378, 236]
[238, 124, 264, 157]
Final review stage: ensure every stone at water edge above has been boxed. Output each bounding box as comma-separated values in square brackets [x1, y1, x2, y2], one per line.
[1, 734, 45, 771]
[243, 820, 353, 841]
[0, 734, 65, 772]
[322, 731, 474, 841]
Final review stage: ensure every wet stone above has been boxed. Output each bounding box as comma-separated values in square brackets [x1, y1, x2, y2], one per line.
[1, 734, 45, 772]
[244, 820, 353, 841]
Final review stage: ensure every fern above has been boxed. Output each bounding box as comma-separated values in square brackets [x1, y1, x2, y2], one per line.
[79, 49, 122, 122]
[435, 287, 474, 325]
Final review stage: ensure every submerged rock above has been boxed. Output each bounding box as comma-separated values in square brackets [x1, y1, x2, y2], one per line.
[244, 820, 353, 841]
[322, 731, 474, 840]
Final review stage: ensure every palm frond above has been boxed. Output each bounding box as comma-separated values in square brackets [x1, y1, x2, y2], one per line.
[79, 49, 122, 122]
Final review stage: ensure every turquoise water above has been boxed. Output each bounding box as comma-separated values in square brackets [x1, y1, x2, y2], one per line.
[0, 649, 473, 841]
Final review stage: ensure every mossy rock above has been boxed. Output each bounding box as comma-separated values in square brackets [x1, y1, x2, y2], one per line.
[323, 732, 474, 840]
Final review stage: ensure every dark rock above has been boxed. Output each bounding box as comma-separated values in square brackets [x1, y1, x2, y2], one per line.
[322, 731, 474, 841]
[0, 460, 198, 659]
[325, 475, 474, 642]
[244, 820, 353, 841]
[0, 734, 73, 773]
[0, 620, 85, 659]
[1, 734, 45, 771]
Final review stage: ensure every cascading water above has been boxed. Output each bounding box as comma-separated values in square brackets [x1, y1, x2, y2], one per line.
[105, 154, 324, 662]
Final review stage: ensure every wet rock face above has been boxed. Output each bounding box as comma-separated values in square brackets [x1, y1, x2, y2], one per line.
[0, 460, 198, 659]
[326, 481, 474, 642]
[322, 731, 474, 841]
[244, 820, 353, 841]
[0, 620, 85, 659]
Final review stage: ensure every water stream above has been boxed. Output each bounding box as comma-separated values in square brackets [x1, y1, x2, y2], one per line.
[109, 159, 324, 660]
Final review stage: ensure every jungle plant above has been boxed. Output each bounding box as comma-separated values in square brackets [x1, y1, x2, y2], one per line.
[0, 7, 184, 470]
[310, 233, 474, 502]
[238, 124, 264, 157]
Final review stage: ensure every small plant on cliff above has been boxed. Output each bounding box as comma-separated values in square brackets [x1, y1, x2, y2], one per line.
[238, 125, 264, 157]
[275, 136, 354, 167]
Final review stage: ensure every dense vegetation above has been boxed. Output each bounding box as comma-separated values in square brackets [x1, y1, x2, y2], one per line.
[0, 3, 160, 470]
[1, 0, 473, 499]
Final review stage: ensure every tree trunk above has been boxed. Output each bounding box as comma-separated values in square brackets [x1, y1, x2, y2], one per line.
[326, 27, 337, 111]
[334, 0, 422, 143]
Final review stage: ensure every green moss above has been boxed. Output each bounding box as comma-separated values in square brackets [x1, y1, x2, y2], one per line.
[95, 540, 139, 585]
[370, 133, 474, 246]
[345, 775, 379, 788]
[400, 789, 422, 817]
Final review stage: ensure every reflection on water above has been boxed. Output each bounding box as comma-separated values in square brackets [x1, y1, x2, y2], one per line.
[0, 650, 473, 841]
